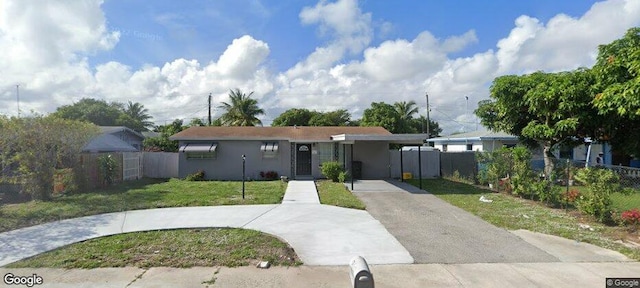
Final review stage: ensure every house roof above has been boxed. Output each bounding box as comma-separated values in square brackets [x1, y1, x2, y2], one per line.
[99, 126, 145, 139]
[427, 130, 518, 143]
[169, 126, 393, 142]
[82, 134, 138, 152]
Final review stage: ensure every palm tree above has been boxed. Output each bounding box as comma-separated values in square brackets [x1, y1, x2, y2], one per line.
[218, 89, 265, 126]
[394, 100, 419, 121]
[394, 101, 419, 133]
[123, 101, 153, 131]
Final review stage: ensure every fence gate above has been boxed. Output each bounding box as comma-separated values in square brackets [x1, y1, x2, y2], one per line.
[122, 152, 143, 180]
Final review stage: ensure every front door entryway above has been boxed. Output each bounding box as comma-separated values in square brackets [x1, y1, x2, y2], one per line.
[296, 144, 312, 176]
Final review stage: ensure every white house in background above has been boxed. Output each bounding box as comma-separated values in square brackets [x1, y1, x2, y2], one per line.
[426, 130, 519, 152]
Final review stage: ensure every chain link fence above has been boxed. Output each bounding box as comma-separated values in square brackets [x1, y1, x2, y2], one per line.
[537, 157, 640, 189]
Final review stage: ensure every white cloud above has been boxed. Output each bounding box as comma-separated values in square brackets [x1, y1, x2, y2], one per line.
[1, 0, 639, 135]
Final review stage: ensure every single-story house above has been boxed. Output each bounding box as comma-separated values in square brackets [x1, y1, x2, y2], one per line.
[428, 130, 617, 167]
[427, 130, 519, 152]
[169, 126, 427, 180]
[83, 126, 145, 153]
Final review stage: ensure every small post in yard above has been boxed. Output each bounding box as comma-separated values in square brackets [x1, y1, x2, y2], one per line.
[418, 144, 422, 190]
[566, 158, 570, 202]
[242, 154, 246, 200]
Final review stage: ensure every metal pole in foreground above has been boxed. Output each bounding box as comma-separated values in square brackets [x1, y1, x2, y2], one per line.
[242, 154, 246, 199]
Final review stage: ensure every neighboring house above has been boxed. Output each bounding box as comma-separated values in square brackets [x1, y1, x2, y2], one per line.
[427, 129, 618, 167]
[169, 126, 426, 180]
[427, 130, 519, 152]
[83, 126, 145, 153]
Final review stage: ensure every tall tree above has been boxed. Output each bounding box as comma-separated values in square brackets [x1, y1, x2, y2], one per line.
[218, 89, 265, 126]
[53, 98, 123, 126]
[360, 102, 402, 133]
[410, 115, 442, 137]
[592, 27, 640, 156]
[143, 119, 185, 152]
[122, 101, 153, 131]
[476, 69, 596, 177]
[0, 115, 98, 200]
[394, 101, 419, 121]
[393, 100, 419, 133]
[271, 108, 317, 126]
[309, 109, 351, 126]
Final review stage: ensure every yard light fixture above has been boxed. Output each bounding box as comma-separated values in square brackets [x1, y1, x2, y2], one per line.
[242, 154, 246, 200]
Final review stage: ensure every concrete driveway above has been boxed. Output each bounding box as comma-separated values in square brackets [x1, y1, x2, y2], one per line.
[350, 180, 629, 264]
[0, 181, 412, 267]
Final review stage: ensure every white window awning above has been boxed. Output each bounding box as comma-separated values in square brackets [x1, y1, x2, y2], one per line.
[260, 142, 278, 152]
[180, 143, 217, 152]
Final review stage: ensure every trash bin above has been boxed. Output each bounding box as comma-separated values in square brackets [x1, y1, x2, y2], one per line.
[352, 161, 362, 179]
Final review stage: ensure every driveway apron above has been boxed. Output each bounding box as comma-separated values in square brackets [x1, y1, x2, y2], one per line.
[352, 180, 560, 264]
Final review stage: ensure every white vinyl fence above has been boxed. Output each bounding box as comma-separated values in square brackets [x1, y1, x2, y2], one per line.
[123, 152, 143, 180]
[143, 152, 178, 178]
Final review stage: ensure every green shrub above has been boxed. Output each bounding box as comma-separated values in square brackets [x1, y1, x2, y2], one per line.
[574, 168, 620, 222]
[338, 171, 348, 183]
[321, 161, 343, 182]
[185, 170, 205, 181]
[98, 154, 118, 186]
[477, 148, 513, 190]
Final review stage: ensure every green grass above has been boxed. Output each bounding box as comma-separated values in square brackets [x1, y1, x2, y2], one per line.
[316, 180, 366, 209]
[6, 228, 302, 268]
[407, 178, 640, 261]
[0, 178, 287, 233]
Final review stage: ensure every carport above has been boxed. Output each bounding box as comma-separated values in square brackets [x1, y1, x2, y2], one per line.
[330, 133, 428, 190]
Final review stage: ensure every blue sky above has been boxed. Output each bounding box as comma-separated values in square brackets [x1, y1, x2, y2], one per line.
[1, 0, 638, 133]
[96, 0, 597, 71]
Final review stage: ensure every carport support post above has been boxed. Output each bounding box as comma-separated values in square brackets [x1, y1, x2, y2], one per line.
[400, 146, 404, 182]
[350, 144, 354, 190]
[242, 154, 246, 199]
[418, 145, 423, 190]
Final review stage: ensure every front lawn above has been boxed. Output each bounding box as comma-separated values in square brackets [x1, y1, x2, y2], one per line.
[0, 178, 287, 233]
[407, 178, 640, 261]
[316, 180, 366, 209]
[6, 228, 301, 268]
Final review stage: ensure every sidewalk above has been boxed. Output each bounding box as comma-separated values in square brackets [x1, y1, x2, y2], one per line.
[3, 262, 640, 287]
[0, 181, 412, 267]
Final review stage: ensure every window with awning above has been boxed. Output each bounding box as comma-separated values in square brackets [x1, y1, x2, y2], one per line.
[180, 143, 217, 159]
[261, 142, 279, 158]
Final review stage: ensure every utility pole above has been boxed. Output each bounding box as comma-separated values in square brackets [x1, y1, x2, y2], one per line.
[465, 95, 468, 133]
[425, 92, 430, 139]
[208, 93, 212, 126]
[16, 84, 20, 118]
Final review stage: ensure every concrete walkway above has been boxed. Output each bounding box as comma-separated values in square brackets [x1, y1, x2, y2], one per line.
[281, 180, 319, 204]
[0, 181, 412, 267]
